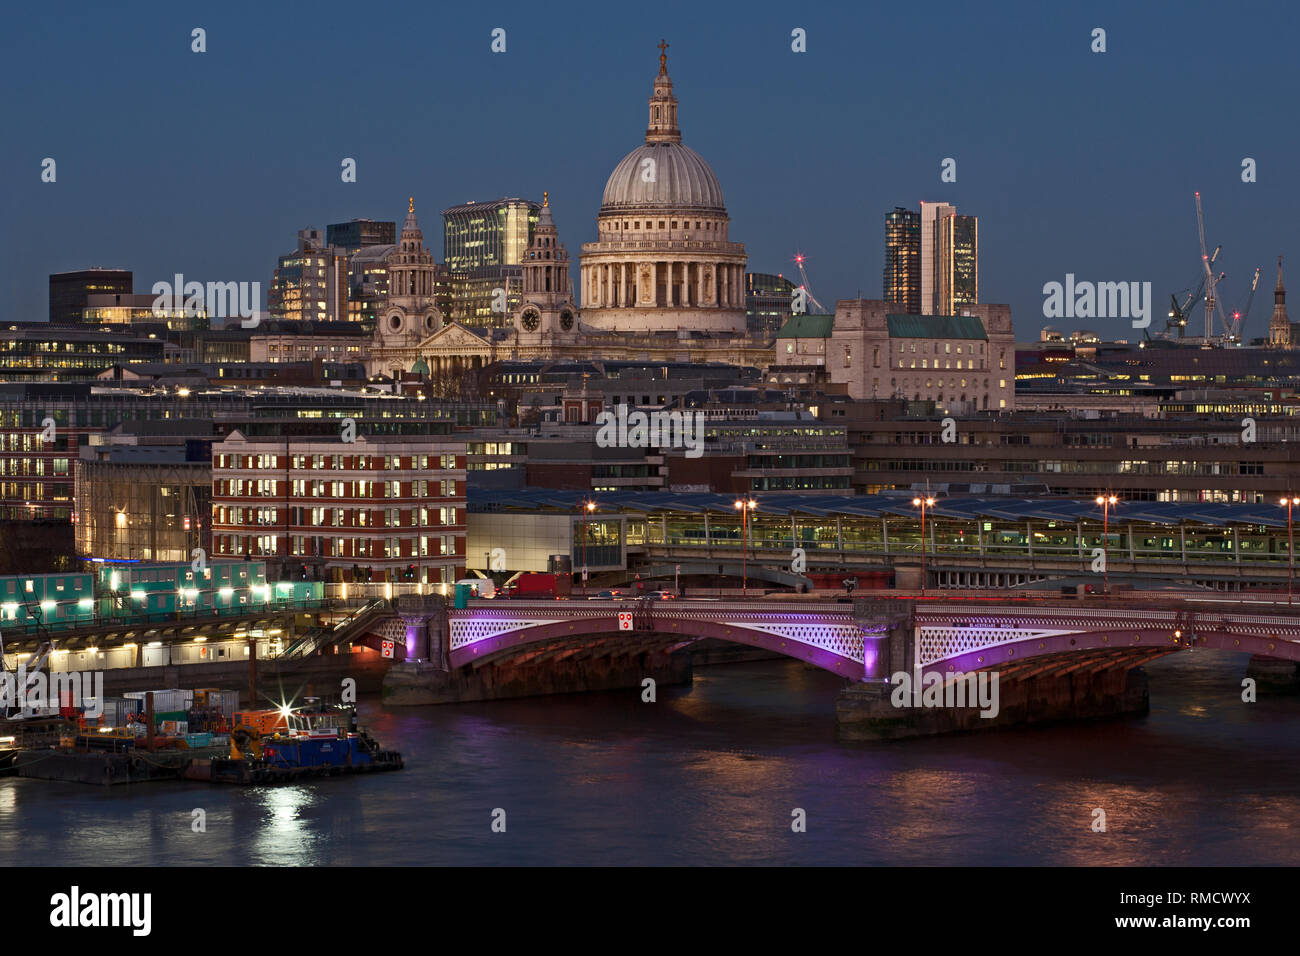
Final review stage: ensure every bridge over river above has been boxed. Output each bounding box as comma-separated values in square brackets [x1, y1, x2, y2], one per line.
[382, 593, 1300, 737]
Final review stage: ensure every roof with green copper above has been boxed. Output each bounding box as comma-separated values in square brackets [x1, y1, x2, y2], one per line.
[887, 314, 988, 340]
[774, 314, 834, 338]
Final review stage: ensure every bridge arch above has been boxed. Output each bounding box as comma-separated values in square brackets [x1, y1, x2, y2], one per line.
[443, 599, 1300, 686]
[447, 602, 874, 679]
[915, 603, 1300, 678]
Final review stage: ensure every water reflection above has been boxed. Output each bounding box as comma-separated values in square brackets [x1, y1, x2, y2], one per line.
[0, 652, 1299, 865]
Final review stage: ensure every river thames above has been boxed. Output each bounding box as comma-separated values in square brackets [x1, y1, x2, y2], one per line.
[2, 651, 1298, 866]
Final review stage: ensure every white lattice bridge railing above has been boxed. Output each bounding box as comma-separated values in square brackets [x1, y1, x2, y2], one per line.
[443, 599, 1300, 681]
[447, 601, 889, 678]
[915, 603, 1300, 675]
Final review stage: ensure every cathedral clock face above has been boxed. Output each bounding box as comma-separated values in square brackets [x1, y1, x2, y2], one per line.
[521, 308, 541, 332]
[560, 310, 574, 331]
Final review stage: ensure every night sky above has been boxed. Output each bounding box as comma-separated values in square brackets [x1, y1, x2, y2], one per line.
[3, 0, 1295, 341]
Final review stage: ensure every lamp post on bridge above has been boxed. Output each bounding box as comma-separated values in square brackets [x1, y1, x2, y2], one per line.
[734, 497, 757, 597]
[1095, 495, 1118, 596]
[912, 495, 935, 596]
[580, 499, 596, 599]
[1283, 496, 1300, 605]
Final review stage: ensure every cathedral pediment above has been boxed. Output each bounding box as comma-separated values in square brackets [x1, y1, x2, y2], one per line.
[418, 320, 490, 352]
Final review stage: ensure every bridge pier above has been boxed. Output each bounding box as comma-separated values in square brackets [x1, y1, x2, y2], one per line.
[394, 594, 448, 666]
[836, 659, 1151, 741]
[383, 649, 691, 705]
[1245, 655, 1300, 692]
[839, 600, 1163, 739]
[854, 598, 915, 681]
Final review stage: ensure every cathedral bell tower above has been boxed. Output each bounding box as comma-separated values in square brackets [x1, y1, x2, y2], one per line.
[1270, 256, 1290, 349]
[376, 197, 440, 355]
[514, 191, 577, 345]
[646, 39, 680, 144]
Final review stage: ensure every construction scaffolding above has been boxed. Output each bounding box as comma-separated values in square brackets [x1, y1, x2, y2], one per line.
[74, 457, 210, 563]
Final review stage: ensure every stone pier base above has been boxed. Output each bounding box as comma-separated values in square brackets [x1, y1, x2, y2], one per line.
[382, 651, 692, 705]
[1245, 655, 1300, 693]
[835, 666, 1150, 741]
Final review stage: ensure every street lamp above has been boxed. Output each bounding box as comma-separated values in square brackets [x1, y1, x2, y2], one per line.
[1282, 496, 1300, 605]
[415, 505, 424, 595]
[734, 497, 757, 597]
[580, 499, 596, 598]
[912, 495, 936, 596]
[1095, 495, 1118, 596]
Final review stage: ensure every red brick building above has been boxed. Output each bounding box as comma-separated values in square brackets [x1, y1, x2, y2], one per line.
[211, 431, 465, 583]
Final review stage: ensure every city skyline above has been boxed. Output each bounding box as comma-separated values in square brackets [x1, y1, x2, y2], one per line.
[4, 0, 1295, 339]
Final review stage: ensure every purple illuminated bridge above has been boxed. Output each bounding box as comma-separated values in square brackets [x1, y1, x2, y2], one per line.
[442, 597, 1300, 681]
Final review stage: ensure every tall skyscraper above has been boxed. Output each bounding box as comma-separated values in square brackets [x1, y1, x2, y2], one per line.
[938, 213, 978, 314]
[883, 207, 921, 313]
[326, 219, 396, 253]
[49, 268, 133, 324]
[920, 202, 978, 314]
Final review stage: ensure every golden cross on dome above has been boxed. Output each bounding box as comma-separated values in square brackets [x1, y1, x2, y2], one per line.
[408, 196, 414, 213]
[658, 39, 669, 71]
[543, 190, 549, 206]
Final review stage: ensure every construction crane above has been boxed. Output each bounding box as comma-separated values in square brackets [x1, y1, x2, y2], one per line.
[1227, 266, 1262, 341]
[1167, 261, 1224, 339]
[792, 251, 829, 314]
[1194, 192, 1229, 342]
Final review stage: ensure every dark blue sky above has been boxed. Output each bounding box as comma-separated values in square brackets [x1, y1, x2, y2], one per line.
[3, 0, 1295, 341]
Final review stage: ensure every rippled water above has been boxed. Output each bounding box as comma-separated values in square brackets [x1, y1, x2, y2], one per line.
[2, 651, 1298, 866]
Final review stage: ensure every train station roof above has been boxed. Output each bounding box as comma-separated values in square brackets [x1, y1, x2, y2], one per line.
[468, 490, 1290, 528]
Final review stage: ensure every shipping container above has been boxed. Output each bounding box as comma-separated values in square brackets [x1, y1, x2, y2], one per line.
[123, 689, 193, 712]
[88, 697, 135, 728]
[192, 688, 220, 707]
[209, 690, 240, 718]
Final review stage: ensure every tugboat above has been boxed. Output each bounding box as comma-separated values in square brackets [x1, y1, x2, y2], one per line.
[191, 700, 403, 784]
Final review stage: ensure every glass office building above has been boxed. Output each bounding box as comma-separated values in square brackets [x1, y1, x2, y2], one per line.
[746, 272, 796, 339]
[49, 269, 133, 324]
[442, 199, 540, 271]
[326, 219, 396, 252]
[83, 293, 208, 331]
[443, 267, 523, 329]
[883, 207, 921, 314]
[938, 214, 978, 315]
[268, 228, 349, 323]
